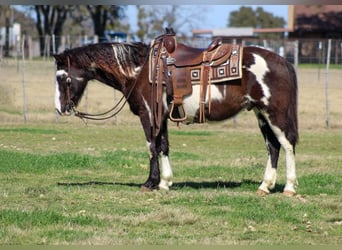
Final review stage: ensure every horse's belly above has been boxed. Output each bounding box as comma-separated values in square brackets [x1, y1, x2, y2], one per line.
[182, 85, 226, 123]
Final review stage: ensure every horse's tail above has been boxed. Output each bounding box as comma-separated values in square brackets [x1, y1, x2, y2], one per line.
[285, 61, 299, 148]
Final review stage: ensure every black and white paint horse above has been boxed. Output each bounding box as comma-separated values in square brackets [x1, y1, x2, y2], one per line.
[54, 36, 298, 196]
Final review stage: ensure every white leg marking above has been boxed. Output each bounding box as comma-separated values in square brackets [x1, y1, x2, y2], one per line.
[258, 144, 277, 194]
[278, 134, 297, 194]
[159, 154, 173, 190]
[256, 110, 297, 194]
[146, 141, 173, 191]
[247, 54, 270, 106]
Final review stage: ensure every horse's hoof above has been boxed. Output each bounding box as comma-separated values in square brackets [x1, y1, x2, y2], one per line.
[140, 185, 153, 192]
[283, 190, 296, 197]
[159, 179, 172, 191]
[256, 188, 269, 196]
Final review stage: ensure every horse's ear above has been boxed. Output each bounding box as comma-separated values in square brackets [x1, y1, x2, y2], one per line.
[165, 27, 175, 35]
[53, 53, 65, 62]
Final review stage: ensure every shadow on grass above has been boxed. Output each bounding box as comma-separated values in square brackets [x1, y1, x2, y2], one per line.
[173, 180, 284, 193]
[57, 179, 285, 193]
[57, 181, 141, 188]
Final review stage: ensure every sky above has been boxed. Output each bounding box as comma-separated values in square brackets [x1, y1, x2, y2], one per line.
[126, 5, 289, 33]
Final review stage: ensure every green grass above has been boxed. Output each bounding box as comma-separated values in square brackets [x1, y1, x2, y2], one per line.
[298, 63, 342, 70]
[0, 123, 341, 245]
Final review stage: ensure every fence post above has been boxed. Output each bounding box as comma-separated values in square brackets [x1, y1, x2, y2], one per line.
[52, 34, 56, 54]
[325, 39, 331, 129]
[28, 36, 32, 60]
[294, 40, 299, 73]
[318, 41, 322, 82]
[21, 35, 28, 123]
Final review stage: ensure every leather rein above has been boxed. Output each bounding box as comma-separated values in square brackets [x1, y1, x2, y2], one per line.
[64, 49, 149, 121]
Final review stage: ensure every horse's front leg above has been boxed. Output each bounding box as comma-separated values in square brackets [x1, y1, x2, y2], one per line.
[141, 139, 161, 191]
[158, 118, 173, 190]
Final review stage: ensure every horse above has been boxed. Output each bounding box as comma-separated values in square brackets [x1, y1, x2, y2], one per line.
[53, 33, 298, 196]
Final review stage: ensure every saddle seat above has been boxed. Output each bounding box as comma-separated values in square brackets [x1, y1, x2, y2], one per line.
[169, 38, 233, 67]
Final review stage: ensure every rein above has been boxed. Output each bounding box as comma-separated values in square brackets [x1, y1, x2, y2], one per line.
[65, 48, 150, 121]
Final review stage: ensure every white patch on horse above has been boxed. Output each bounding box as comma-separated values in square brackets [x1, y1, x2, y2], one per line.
[56, 69, 67, 77]
[112, 44, 128, 77]
[142, 96, 152, 124]
[162, 92, 168, 112]
[90, 62, 97, 70]
[55, 70, 68, 113]
[247, 54, 271, 106]
[183, 85, 224, 119]
[55, 81, 61, 113]
[133, 66, 142, 78]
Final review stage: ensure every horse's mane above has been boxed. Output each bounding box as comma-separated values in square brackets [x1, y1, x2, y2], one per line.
[60, 42, 149, 77]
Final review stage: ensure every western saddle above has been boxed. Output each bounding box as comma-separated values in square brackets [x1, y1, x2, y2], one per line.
[149, 28, 243, 127]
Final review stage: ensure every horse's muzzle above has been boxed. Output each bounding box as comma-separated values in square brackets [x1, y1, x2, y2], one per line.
[55, 103, 74, 116]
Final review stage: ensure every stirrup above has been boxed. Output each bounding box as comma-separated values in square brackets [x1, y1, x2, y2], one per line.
[169, 102, 187, 122]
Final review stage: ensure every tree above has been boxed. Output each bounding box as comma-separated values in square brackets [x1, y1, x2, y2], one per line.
[4, 6, 10, 57]
[85, 5, 126, 42]
[34, 5, 71, 56]
[137, 5, 203, 42]
[228, 6, 286, 38]
[228, 6, 258, 27]
[0, 6, 12, 57]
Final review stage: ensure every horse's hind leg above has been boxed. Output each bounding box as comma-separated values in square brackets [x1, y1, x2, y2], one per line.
[255, 110, 280, 195]
[277, 132, 297, 196]
[255, 110, 297, 196]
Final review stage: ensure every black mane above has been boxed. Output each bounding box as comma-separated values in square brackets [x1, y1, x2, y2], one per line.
[57, 42, 149, 70]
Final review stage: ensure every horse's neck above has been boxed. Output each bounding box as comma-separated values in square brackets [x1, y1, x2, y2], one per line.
[91, 66, 126, 93]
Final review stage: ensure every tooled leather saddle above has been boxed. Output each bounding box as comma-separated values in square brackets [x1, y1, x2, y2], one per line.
[149, 29, 243, 124]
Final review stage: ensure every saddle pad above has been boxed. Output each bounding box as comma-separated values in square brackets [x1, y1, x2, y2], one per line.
[189, 44, 243, 84]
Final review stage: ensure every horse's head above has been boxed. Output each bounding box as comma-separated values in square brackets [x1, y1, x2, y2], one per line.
[53, 53, 89, 116]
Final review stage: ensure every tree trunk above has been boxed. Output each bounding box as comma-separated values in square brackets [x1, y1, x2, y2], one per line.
[4, 6, 10, 57]
[34, 5, 69, 56]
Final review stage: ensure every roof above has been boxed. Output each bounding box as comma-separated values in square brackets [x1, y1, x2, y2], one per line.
[192, 27, 289, 37]
[212, 27, 254, 37]
[193, 27, 255, 37]
[295, 5, 342, 16]
[294, 5, 342, 32]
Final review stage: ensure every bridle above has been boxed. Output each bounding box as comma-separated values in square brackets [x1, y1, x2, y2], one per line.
[62, 50, 149, 121]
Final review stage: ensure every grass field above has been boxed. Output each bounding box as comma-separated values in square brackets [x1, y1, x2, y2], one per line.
[0, 59, 341, 245]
